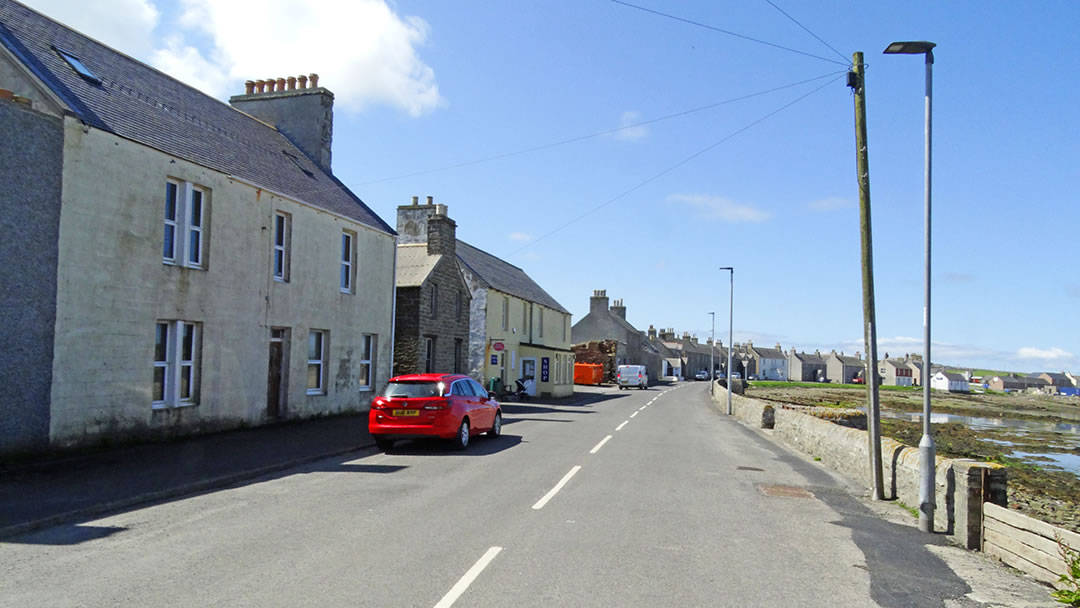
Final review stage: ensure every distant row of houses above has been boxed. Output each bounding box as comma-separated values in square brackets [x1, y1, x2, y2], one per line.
[566, 292, 1079, 397]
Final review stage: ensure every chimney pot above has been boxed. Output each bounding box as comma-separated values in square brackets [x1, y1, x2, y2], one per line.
[309, 73, 319, 88]
[265, 79, 276, 92]
[287, 76, 297, 90]
[244, 80, 255, 95]
[412, 195, 419, 205]
[255, 80, 266, 93]
[426, 195, 434, 205]
[298, 75, 308, 89]
[276, 78, 287, 91]
[435, 204, 448, 216]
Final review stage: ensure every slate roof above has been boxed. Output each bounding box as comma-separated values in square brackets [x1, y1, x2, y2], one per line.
[395, 245, 441, 287]
[793, 351, 826, 365]
[938, 372, 967, 382]
[0, 0, 392, 234]
[832, 353, 864, 366]
[752, 346, 786, 361]
[456, 240, 568, 313]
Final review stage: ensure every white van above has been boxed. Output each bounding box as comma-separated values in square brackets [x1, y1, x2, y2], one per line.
[617, 365, 648, 390]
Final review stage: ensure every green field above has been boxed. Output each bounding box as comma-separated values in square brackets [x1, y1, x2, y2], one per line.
[750, 380, 920, 392]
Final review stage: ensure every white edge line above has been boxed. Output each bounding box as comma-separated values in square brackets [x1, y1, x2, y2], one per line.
[590, 435, 613, 454]
[433, 546, 503, 608]
[630, 411, 638, 418]
[616, 420, 629, 431]
[532, 465, 582, 510]
[639, 405, 647, 411]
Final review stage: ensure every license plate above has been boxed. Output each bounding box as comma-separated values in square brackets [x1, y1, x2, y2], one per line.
[394, 409, 420, 417]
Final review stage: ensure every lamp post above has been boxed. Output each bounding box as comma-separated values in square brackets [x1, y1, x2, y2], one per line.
[708, 312, 716, 395]
[719, 267, 734, 415]
[884, 40, 936, 533]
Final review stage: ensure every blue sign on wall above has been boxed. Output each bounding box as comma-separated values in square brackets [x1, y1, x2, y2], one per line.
[541, 357, 550, 382]
[491, 354, 498, 365]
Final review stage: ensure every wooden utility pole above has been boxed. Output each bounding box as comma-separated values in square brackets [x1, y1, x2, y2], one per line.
[850, 52, 885, 500]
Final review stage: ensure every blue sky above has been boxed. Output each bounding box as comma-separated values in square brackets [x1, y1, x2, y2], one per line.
[27, 0, 1080, 373]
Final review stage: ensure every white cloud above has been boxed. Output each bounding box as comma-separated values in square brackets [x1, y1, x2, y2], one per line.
[165, 0, 442, 114]
[1017, 346, 1073, 361]
[28, 0, 160, 56]
[666, 194, 771, 223]
[614, 111, 647, 141]
[808, 197, 851, 212]
[508, 232, 532, 242]
[32, 0, 442, 115]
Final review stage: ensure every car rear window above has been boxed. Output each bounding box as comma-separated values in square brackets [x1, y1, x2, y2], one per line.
[382, 382, 441, 398]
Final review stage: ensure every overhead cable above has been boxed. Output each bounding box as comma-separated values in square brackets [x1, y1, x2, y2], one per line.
[609, 0, 850, 67]
[511, 74, 846, 255]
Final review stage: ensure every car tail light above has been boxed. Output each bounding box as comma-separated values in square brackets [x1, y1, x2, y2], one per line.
[371, 399, 388, 410]
[423, 399, 449, 410]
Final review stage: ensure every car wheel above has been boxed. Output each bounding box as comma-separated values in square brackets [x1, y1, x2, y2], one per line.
[374, 436, 395, 451]
[452, 418, 470, 450]
[487, 411, 502, 437]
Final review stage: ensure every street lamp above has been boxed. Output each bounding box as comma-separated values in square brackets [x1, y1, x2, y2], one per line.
[708, 312, 716, 395]
[719, 267, 734, 415]
[884, 40, 936, 533]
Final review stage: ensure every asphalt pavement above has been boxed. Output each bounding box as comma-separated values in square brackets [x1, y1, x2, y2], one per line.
[0, 382, 1059, 607]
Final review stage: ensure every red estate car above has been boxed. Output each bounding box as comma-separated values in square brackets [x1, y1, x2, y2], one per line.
[369, 373, 502, 451]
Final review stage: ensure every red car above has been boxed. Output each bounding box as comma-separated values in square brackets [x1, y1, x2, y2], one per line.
[369, 373, 502, 451]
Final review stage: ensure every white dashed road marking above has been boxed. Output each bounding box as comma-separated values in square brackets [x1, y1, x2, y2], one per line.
[532, 466, 582, 510]
[590, 435, 612, 454]
[616, 420, 629, 431]
[433, 546, 503, 608]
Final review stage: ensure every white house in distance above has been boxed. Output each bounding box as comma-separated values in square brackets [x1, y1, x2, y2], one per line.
[931, 371, 969, 393]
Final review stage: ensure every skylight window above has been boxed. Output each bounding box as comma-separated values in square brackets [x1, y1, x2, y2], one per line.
[54, 47, 101, 84]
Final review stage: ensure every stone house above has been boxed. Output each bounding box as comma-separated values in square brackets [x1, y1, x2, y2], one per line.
[0, 1, 396, 455]
[880, 357, 914, 387]
[931, 371, 969, 393]
[456, 241, 573, 398]
[749, 342, 787, 381]
[1035, 372, 1072, 389]
[825, 351, 865, 384]
[986, 375, 1028, 392]
[788, 350, 827, 382]
[392, 198, 471, 376]
[646, 326, 684, 379]
[571, 291, 662, 382]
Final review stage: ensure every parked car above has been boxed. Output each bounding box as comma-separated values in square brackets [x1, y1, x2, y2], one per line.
[729, 372, 742, 380]
[617, 365, 648, 390]
[747, 374, 759, 381]
[369, 373, 501, 451]
[694, 370, 710, 381]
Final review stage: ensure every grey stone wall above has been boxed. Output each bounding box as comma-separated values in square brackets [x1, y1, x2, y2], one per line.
[394, 257, 470, 375]
[722, 392, 1007, 550]
[0, 101, 63, 454]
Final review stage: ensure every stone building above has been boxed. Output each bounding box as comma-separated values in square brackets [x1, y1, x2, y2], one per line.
[571, 291, 662, 382]
[825, 351, 865, 384]
[0, 1, 396, 455]
[393, 198, 471, 375]
[748, 342, 788, 381]
[788, 349, 827, 382]
[457, 242, 573, 398]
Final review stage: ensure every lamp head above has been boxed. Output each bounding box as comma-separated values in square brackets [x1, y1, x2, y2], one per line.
[884, 41, 936, 55]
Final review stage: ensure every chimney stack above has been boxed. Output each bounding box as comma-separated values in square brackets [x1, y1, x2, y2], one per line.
[230, 73, 335, 172]
[426, 204, 457, 258]
[610, 298, 626, 320]
[648, 325, 657, 339]
[590, 290, 609, 316]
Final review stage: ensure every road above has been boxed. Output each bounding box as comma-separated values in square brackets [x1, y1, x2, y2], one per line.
[0, 383, 1051, 607]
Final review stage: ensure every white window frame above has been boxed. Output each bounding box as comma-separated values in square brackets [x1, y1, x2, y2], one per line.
[153, 320, 199, 409]
[340, 230, 355, 293]
[164, 180, 207, 269]
[307, 330, 327, 395]
[424, 336, 436, 373]
[358, 333, 376, 390]
[273, 212, 291, 282]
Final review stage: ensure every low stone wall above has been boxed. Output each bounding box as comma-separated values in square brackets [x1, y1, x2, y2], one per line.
[723, 393, 1006, 550]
